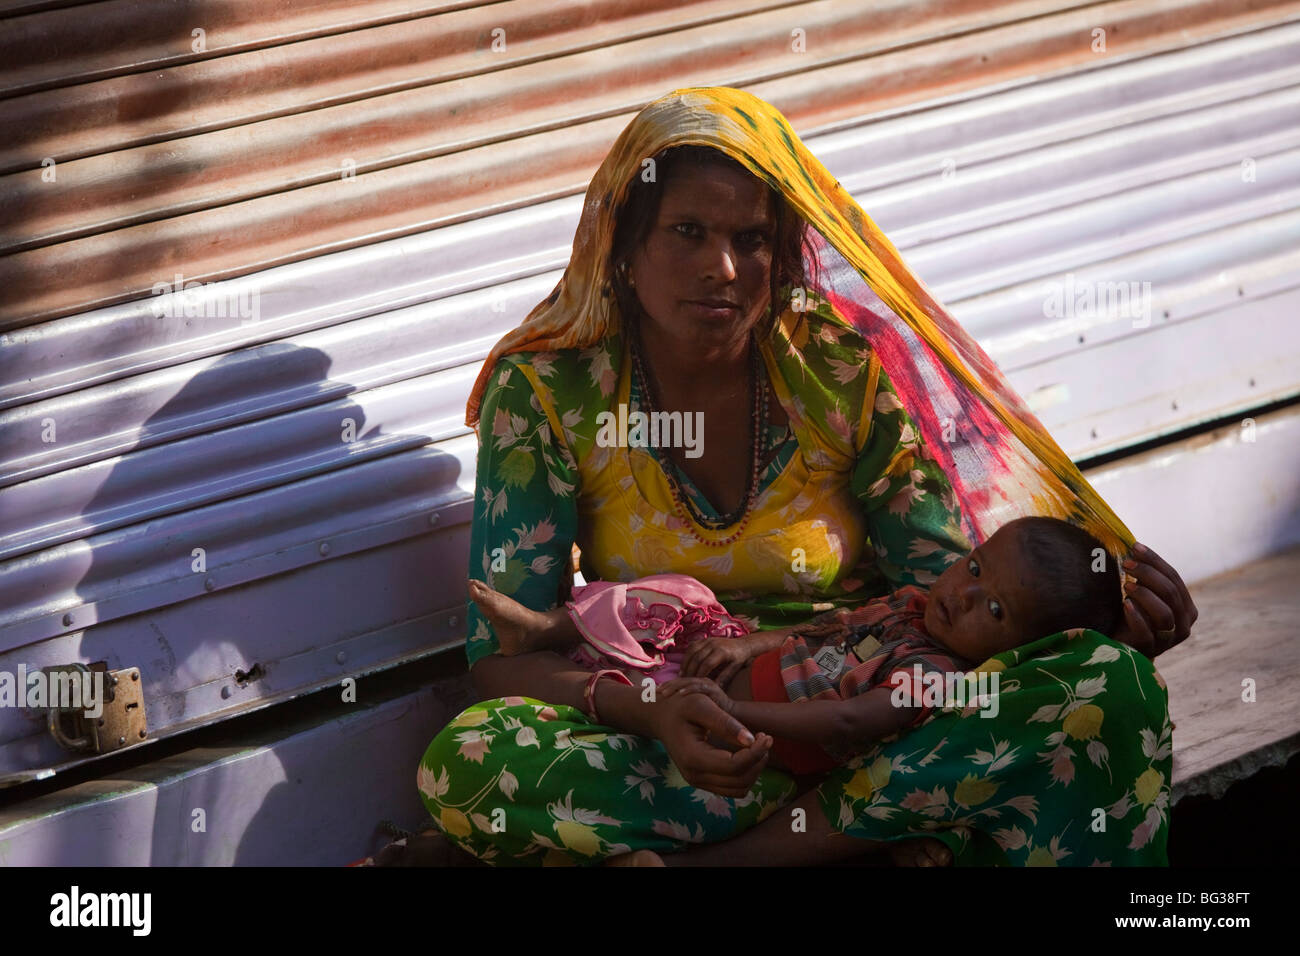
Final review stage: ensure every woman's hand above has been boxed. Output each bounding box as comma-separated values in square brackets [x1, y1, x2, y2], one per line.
[659, 676, 735, 713]
[680, 637, 751, 685]
[649, 688, 772, 798]
[1115, 542, 1198, 658]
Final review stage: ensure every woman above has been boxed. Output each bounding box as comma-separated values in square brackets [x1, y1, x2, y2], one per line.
[414, 87, 1195, 867]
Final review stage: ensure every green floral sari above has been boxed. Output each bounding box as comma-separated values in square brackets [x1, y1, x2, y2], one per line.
[419, 698, 797, 866]
[418, 627, 1170, 866]
[818, 628, 1172, 866]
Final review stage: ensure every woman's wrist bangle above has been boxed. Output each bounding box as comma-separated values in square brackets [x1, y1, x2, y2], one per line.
[583, 669, 632, 724]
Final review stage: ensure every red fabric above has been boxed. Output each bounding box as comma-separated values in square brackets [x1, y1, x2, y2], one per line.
[750, 648, 840, 775]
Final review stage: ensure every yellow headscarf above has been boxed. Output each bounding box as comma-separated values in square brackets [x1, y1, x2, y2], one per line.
[464, 86, 1134, 556]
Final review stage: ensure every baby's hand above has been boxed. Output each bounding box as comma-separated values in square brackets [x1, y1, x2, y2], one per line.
[680, 637, 751, 685]
[792, 607, 855, 641]
[659, 677, 735, 716]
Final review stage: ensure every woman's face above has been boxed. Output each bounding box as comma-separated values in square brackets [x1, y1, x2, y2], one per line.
[626, 161, 775, 357]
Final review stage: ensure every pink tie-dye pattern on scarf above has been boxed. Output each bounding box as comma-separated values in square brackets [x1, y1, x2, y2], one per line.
[813, 235, 1055, 549]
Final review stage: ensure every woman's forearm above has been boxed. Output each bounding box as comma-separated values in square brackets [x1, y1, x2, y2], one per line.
[470, 652, 661, 739]
[590, 680, 661, 738]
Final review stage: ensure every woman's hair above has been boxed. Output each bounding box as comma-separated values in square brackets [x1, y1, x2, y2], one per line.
[1011, 517, 1124, 639]
[607, 144, 814, 336]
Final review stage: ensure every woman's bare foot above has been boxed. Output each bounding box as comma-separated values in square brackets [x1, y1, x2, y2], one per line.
[888, 837, 953, 867]
[605, 849, 667, 866]
[467, 579, 572, 656]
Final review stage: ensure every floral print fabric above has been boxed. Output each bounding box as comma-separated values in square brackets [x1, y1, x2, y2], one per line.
[420, 627, 1172, 866]
[466, 303, 971, 669]
[817, 628, 1172, 865]
[430, 306, 1172, 866]
[419, 696, 797, 866]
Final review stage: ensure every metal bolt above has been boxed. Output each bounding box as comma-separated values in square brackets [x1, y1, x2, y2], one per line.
[319, 542, 331, 556]
[118, 736, 126, 746]
[62, 613, 73, 627]
[336, 651, 346, 664]
[139, 730, 146, 738]
[448, 616, 459, 628]
[205, 577, 215, 591]
[429, 512, 440, 527]
[221, 686, 232, 699]
[131, 671, 138, 681]
[111, 674, 119, 686]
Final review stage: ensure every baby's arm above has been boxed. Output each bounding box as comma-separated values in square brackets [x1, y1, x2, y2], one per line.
[735, 688, 917, 754]
[660, 678, 919, 755]
[679, 628, 789, 684]
[682, 605, 867, 683]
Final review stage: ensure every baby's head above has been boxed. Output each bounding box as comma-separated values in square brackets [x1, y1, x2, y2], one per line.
[923, 516, 1123, 662]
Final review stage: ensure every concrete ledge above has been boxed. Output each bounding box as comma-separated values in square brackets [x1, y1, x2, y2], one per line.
[1159, 546, 1300, 804]
[0, 669, 475, 865]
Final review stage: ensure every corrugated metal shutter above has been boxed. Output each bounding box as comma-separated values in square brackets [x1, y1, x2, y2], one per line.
[2, 0, 1297, 784]
[5, 0, 1296, 322]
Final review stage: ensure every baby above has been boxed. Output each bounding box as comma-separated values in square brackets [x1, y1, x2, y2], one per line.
[468, 516, 1123, 773]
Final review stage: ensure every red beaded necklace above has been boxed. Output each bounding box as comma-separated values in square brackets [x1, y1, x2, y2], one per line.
[628, 322, 770, 548]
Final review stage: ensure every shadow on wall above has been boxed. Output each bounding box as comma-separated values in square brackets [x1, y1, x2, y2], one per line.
[56, 343, 465, 864]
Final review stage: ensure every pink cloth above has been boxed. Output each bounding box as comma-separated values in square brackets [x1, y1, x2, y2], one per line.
[564, 573, 751, 683]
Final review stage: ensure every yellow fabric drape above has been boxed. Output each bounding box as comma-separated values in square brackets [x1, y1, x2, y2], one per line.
[464, 86, 1134, 557]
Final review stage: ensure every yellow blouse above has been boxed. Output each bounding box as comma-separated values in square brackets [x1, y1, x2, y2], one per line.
[466, 302, 971, 666]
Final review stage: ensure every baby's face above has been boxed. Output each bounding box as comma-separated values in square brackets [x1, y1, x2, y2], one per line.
[923, 524, 1040, 661]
